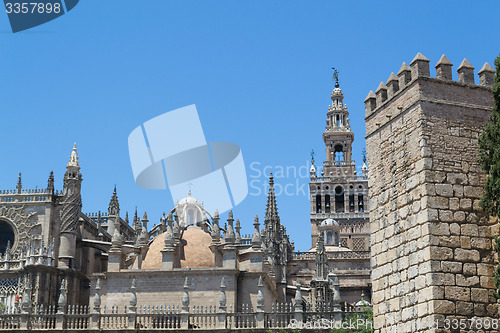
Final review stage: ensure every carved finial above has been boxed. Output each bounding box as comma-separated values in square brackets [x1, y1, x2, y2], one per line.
[224, 211, 235, 244]
[294, 279, 303, 310]
[47, 171, 54, 193]
[181, 277, 190, 312]
[219, 277, 227, 311]
[16, 172, 22, 194]
[252, 215, 262, 248]
[108, 187, 120, 216]
[58, 278, 67, 309]
[257, 276, 264, 310]
[129, 278, 137, 311]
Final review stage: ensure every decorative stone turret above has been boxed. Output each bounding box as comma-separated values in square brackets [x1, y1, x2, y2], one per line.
[364, 91, 376, 116]
[58, 143, 82, 269]
[224, 211, 235, 244]
[386, 72, 399, 98]
[397, 62, 411, 86]
[409, 52, 430, 77]
[47, 170, 54, 194]
[138, 212, 149, 245]
[375, 81, 388, 105]
[221, 211, 238, 269]
[161, 212, 175, 270]
[16, 172, 22, 194]
[132, 209, 141, 234]
[251, 215, 262, 248]
[21, 274, 31, 313]
[457, 58, 475, 84]
[211, 210, 221, 245]
[435, 54, 453, 80]
[234, 219, 241, 244]
[478, 62, 495, 87]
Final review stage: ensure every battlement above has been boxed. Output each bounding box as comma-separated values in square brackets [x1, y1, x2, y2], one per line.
[364, 52, 495, 120]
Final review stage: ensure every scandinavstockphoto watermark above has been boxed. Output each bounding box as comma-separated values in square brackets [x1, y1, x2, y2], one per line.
[288, 318, 373, 330]
[248, 161, 311, 197]
[4, 0, 79, 32]
[128, 105, 248, 215]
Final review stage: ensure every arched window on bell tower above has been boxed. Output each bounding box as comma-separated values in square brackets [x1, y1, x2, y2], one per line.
[326, 231, 333, 245]
[316, 194, 322, 213]
[333, 144, 344, 162]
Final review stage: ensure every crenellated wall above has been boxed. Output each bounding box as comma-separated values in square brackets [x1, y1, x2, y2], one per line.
[365, 53, 496, 332]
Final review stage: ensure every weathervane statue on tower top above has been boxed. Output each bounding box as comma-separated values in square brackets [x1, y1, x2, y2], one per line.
[331, 67, 339, 88]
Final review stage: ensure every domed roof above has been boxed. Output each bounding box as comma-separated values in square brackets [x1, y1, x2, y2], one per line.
[142, 226, 214, 269]
[177, 190, 202, 207]
[320, 218, 339, 227]
[355, 299, 370, 307]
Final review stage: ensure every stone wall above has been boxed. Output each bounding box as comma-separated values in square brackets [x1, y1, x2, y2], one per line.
[365, 53, 496, 332]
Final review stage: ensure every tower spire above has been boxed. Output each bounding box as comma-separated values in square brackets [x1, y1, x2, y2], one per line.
[108, 186, 120, 216]
[67, 143, 80, 169]
[264, 173, 279, 223]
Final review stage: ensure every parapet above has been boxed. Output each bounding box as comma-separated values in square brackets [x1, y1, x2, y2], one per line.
[365, 52, 495, 117]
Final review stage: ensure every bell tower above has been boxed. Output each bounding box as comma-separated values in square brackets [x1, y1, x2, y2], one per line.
[309, 70, 370, 251]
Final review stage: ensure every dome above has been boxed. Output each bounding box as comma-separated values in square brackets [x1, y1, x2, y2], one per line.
[177, 193, 201, 206]
[142, 226, 214, 269]
[355, 299, 370, 307]
[320, 218, 339, 227]
[174, 191, 209, 227]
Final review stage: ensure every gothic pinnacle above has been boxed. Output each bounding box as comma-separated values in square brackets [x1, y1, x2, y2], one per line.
[108, 186, 120, 216]
[67, 143, 80, 169]
[16, 172, 22, 194]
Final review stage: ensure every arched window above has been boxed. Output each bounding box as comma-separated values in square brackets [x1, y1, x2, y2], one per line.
[326, 231, 333, 245]
[325, 195, 331, 213]
[334, 232, 339, 245]
[0, 220, 15, 255]
[334, 144, 344, 162]
[334, 186, 344, 213]
[316, 194, 322, 213]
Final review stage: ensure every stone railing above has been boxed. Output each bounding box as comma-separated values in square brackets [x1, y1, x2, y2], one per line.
[311, 212, 369, 219]
[0, 189, 58, 203]
[0, 302, 367, 331]
[293, 251, 370, 260]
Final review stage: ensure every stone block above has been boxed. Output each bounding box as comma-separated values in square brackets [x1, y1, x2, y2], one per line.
[431, 246, 453, 260]
[459, 198, 472, 210]
[471, 288, 489, 303]
[430, 300, 455, 314]
[464, 186, 483, 198]
[445, 286, 470, 301]
[449, 223, 460, 235]
[430, 222, 450, 236]
[435, 184, 453, 197]
[477, 263, 494, 276]
[456, 301, 474, 316]
[455, 274, 479, 287]
[441, 261, 462, 273]
[463, 263, 476, 276]
[480, 276, 495, 289]
[454, 248, 480, 262]
[461, 224, 478, 236]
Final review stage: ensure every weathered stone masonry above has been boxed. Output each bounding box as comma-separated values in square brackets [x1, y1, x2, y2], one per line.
[365, 53, 497, 332]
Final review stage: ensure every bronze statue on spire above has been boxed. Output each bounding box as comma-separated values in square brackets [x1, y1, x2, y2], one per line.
[331, 67, 339, 88]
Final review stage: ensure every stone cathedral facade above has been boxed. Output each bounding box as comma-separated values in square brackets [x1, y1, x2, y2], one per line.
[0, 80, 372, 319]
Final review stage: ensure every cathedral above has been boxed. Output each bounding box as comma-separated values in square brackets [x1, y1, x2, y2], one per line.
[0, 79, 371, 315]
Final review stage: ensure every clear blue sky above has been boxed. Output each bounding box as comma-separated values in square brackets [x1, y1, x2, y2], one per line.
[0, 1, 499, 251]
